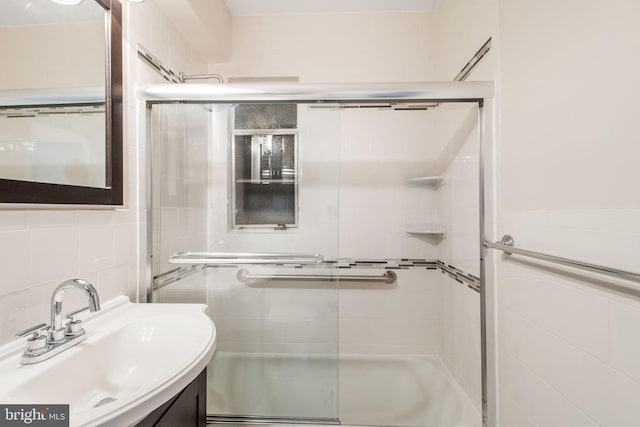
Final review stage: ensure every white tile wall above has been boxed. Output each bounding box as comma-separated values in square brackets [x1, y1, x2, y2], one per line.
[438, 103, 481, 276]
[339, 269, 441, 355]
[497, 389, 539, 427]
[0, 210, 136, 345]
[158, 266, 339, 354]
[500, 311, 600, 427]
[610, 300, 640, 384]
[440, 274, 482, 412]
[501, 262, 610, 360]
[492, 209, 640, 427]
[338, 109, 441, 260]
[500, 298, 640, 427]
[158, 267, 439, 356]
[495, 209, 640, 426]
[494, 0, 640, 401]
[150, 103, 210, 277]
[0, 230, 30, 293]
[155, 265, 442, 357]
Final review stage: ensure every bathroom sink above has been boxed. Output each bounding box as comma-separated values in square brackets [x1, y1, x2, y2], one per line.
[0, 296, 216, 426]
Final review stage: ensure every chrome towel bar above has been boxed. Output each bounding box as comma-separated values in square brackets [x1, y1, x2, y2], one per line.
[237, 269, 397, 284]
[168, 252, 323, 265]
[483, 235, 640, 285]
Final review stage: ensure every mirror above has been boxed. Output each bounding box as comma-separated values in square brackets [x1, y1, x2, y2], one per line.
[0, 0, 122, 206]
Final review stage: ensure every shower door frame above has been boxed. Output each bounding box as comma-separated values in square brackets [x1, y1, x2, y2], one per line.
[141, 81, 496, 427]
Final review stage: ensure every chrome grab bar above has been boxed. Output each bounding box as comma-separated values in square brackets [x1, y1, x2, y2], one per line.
[483, 235, 640, 285]
[237, 269, 397, 284]
[168, 251, 324, 265]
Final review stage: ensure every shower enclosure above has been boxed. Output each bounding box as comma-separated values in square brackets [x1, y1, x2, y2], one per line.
[143, 82, 492, 427]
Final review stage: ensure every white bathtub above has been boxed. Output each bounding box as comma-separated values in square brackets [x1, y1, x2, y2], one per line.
[207, 352, 480, 427]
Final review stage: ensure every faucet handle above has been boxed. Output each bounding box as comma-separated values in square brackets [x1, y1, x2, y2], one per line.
[64, 307, 90, 338]
[65, 319, 86, 338]
[16, 323, 49, 356]
[66, 306, 90, 321]
[15, 323, 47, 338]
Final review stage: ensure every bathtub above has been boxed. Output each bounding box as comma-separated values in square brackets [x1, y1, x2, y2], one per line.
[207, 352, 480, 427]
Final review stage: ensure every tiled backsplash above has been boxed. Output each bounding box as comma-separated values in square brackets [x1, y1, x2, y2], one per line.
[0, 211, 135, 345]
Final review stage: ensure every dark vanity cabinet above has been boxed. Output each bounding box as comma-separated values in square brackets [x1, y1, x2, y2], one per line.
[136, 369, 207, 427]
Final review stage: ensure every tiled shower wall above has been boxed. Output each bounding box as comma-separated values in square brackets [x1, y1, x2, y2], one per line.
[337, 109, 440, 261]
[337, 108, 445, 356]
[150, 104, 209, 278]
[338, 267, 442, 355]
[156, 264, 443, 357]
[153, 105, 451, 357]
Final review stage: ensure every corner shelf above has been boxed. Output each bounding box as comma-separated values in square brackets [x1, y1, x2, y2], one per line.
[404, 176, 446, 239]
[405, 223, 446, 238]
[404, 175, 445, 187]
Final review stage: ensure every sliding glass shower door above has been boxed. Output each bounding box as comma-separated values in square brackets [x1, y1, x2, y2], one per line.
[149, 102, 341, 422]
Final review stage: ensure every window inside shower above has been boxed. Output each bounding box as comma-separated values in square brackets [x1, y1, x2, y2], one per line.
[232, 131, 298, 228]
[148, 96, 485, 427]
[231, 103, 299, 229]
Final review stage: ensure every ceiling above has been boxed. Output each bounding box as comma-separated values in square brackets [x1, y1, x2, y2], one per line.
[223, 0, 442, 16]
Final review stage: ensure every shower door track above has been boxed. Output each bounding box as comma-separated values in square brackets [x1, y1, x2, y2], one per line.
[207, 415, 408, 426]
[208, 415, 340, 425]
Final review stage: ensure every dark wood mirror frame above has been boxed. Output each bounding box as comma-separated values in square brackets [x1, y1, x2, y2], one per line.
[0, 0, 123, 206]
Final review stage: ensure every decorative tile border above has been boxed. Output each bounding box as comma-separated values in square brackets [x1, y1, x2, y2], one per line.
[153, 258, 479, 293]
[153, 264, 205, 290]
[437, 261, 481, 293]
[328, 258, 438, 270]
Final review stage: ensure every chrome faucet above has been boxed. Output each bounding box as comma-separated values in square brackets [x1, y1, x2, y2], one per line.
[49, 279, 100, 343]
[15, 278, 101, 364]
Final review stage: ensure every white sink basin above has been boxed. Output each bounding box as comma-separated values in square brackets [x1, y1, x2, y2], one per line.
[0, 296, 216, 426]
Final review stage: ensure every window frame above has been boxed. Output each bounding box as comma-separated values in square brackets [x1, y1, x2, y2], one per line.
[230, 129, 299, 230]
